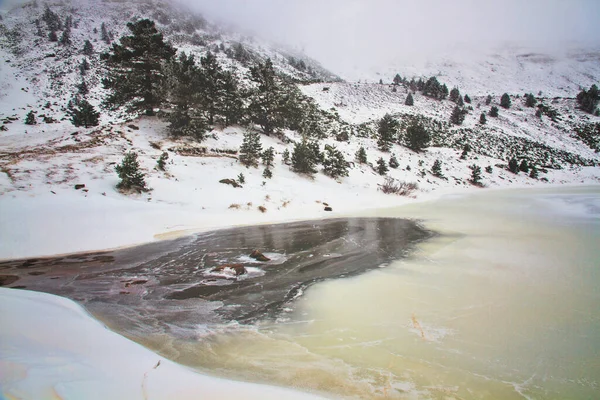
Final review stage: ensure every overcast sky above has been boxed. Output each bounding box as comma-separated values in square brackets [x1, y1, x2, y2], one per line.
[187, 0, 600, 73]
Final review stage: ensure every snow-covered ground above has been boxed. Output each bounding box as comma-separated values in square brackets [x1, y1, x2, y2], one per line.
[0, 287, 327, 399]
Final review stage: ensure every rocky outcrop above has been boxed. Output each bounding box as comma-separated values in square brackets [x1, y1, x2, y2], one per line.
[249, 250, 270, 262]
[211, 264, 247, 276]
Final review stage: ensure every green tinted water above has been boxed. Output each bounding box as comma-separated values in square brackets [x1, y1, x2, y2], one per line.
[163, 186, 600, 399]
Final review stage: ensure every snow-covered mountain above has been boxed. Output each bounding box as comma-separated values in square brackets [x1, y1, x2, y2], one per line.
[0, 0, 599, 260]
[335, 45, 600, 98]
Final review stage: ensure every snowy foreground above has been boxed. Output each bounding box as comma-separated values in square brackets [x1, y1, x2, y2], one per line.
[0, 287, 326, 400]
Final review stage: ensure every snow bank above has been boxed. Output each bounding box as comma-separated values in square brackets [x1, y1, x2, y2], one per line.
[0, 287, 326, 400]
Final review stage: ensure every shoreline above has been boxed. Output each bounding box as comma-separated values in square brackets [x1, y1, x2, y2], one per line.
[1, 181, 598, 262]
[0, 287, 329, 400]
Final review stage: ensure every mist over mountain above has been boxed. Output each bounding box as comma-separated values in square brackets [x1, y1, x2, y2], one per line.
[187, 0, 600, 79]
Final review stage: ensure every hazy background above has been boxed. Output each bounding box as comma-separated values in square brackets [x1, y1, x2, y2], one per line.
[187, 0, 600, 75]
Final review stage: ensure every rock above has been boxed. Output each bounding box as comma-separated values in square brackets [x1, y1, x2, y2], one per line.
[74, 184, 85, 190]
[324, 206, 333, 212]
[249, 250, 270, 262]
[219, 178, 241, 188]
[127, 124, 139, 130]
[211, 264, 247, 276]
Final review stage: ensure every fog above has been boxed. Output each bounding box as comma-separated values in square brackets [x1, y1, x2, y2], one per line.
[187, 0, 600, 74]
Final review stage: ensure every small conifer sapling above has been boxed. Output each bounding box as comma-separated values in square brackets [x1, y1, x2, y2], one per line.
[376, 157, 388, 175]
[25, 110, 36, 125]
[115, 152, 147, 192]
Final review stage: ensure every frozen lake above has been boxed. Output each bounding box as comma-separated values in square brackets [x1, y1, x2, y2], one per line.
[2, 186, 599, 399]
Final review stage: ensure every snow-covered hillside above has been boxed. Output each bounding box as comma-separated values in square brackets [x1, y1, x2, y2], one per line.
[0, 0, 337, 118]
[0, 0, 599, 260]
[338, 45, 600, 98]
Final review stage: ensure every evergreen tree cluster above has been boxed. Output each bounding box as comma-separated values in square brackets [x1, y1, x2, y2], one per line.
[524, 93, 537, 108]
[102, 19, 323, 141]
[421, 77, 449, 100]
[576, 84, 599, 114]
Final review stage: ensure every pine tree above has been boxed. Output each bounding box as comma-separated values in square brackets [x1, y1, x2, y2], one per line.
[115, 152, 147, 192]
[485, 165, 493, 173]
[479, 112, 487, 124]
[450, 106, 466, 125]
[82, 40, 94, 55]
[239, 131, 263, 167]
[162, 52, 207, 139]
[422, 76, 446, 100]
[393, 73, 402, 85]
[485, 95, 492, 105]
[156, 152, 168, 171]
[376, 157, 388, 175]
[79, 58, 90, 75]
[42, 5, 62, 32]
[464, 94, 471, 104]
[457, 95, 464, 106]
[519, 159, 529, 173]
[469, 164, 482, 185]
[292, 139, 318, 175]
[431, 159, 443, 177]
[102, 19, 176, 115]
[449, 87, 461, 103]
[219, 70, 244, 127]
[70, 100, 100, 127]
[529, 165, 538, 179]
[247, 58, 286, 135]
[405, 92, 414, 106]
[24, 110, 36, 125]
[377, 113, 398, 152]
[355, 146, 367, 164]
[389, 155, 399, 169]
[237, 173, 245, 184]
[199, 51, 225, 125]
[261, 146, 275, 168]
[77, 79, 88, 96]
[508, 157, 519, 173]
[489, 106, 499, 117]
[460, 143, 471, 159]
[100, 22, 110, 44]
[48, 30, 58, 42]
[166, 109, 207, 141]
[59, 26, 71, 45]
[525, 93, 537, 107]
[500, 93, 511, 109]
[322, 145, 349, 178]
[282, 148, 290, 164]
[576, 84, 599, 114]
[262, 167, 273, 179]
[405, 122, 430, 152]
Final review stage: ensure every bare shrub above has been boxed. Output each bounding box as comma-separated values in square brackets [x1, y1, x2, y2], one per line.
[258, 205, 267, 213]
[379, 177, 418, 196]
[228, 203, 241, 209]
